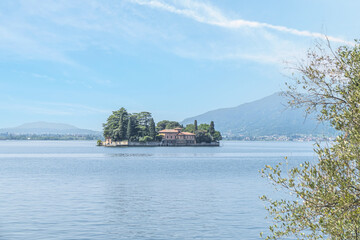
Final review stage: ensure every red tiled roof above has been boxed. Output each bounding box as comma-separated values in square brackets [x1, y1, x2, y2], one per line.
[159, 129, 195, 135]
[178, 132, 195, 136]
[159, 129, 179, 133]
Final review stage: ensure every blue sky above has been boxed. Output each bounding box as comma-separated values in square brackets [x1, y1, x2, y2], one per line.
[0, 0, 358, 130]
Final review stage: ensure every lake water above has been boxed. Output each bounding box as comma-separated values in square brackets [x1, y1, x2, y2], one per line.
[0, 141, 315, 240]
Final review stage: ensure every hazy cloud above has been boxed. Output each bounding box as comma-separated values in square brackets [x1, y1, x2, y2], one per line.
[0, 0, 352, 67]
[131, 0, 352, 45]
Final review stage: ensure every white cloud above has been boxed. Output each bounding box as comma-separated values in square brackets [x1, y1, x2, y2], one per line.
[0, 0, 353, 68]
[131, 0, 352, 45]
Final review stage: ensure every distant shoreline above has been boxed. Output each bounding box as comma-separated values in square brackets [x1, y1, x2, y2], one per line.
[0, 138, 330, 143]
[0, 134, 102, 141]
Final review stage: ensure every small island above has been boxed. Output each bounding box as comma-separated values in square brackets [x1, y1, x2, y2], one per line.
[99, 108, 221, 147]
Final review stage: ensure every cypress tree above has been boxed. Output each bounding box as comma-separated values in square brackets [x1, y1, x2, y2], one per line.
[126, 117, 133, 140]
[149, 118, 156, 140]
[194, 120, 198, 131]
[209, 121, 215, 135]
[118, 113, 125, 140]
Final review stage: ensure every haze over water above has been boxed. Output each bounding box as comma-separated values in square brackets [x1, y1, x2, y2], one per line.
[0, 141, 315, 239]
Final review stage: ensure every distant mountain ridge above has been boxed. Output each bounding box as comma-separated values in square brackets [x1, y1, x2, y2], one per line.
[181, 93, 336, 137]
[0, 121, 101, 135]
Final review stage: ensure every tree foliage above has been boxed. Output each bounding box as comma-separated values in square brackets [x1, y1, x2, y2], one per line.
[103, 111, 222, 143]
[183, 124, 196, 133]
[126, 116, 133, 140]
[116, 111, 126, 141]
[209, 121, 215, 135]
[156, 120, 182, 131]
[133, 112, 152, 137]
[261, 40, 360, 239]
[103, 107, 128, 141]
[198, 123, 210, 131]
[195, 130, 212, 143]
[149, 118, 156, 140]
[185, 121, 222, 142]
[139, 135, 153, 142]
[212, 131, 222, 141]
[103, 108, 155, 142]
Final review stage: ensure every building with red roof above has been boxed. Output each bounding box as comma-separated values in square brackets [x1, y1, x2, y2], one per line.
[159, 128, 196, 145]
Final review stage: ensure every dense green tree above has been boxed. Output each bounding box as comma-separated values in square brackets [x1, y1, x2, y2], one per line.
[149, 118, 156, 140]
[183, 124, 196, 133]
[135, 112, 152, 126]
[212, 131, 222, 141]
[126, 116, 133, 140]
[209, 121, 215, 135]
[166, 121, 182, 129]
[139, 135, 153, 142]
[129, 115, 139, 140]
[156, 120, 168, 131]
[133, 112, 152, 137]
[194, 120, 198, 131]
[104, 108, 155, 142]
[261, 40, 360, 239]
[156, 120, 181, 131]
[116, 111, 126, 141]
[184, 121, 222, 142]
[195, 130, 212, 143]
[103, 107, 128, 140]
[198, 123, 210, 131]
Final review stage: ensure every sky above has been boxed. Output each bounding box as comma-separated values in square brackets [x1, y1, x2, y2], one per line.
[0, 0, 359, 130]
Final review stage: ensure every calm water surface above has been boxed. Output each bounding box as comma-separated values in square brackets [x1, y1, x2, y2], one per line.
[0, 141, 315, 239]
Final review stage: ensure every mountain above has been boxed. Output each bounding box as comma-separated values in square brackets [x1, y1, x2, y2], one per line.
[181, 93, 336, 137]
[0, 121, 101, 135]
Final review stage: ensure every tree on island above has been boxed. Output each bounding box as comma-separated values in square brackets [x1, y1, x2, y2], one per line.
[183, 120, 222, 142]
[156, 120, 182, 131]
[126, 116, 133, 140]
[209, 121, 215, 136]
[195, 131, 212, 143]
[116, 111, 126, 141]
[134, 112, 152, 137]
[103, 108, 155, 142]
[212, 131, 222, 142]
[103, 107, 128, 141]
[104, 111, 222, 143]
[149, 118, 156, 140]
[183, 123, 195, 133]
[261, 40, 360, 239]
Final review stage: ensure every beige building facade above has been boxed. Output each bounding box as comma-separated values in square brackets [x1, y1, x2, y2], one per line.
[159, 128, 196, 145]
